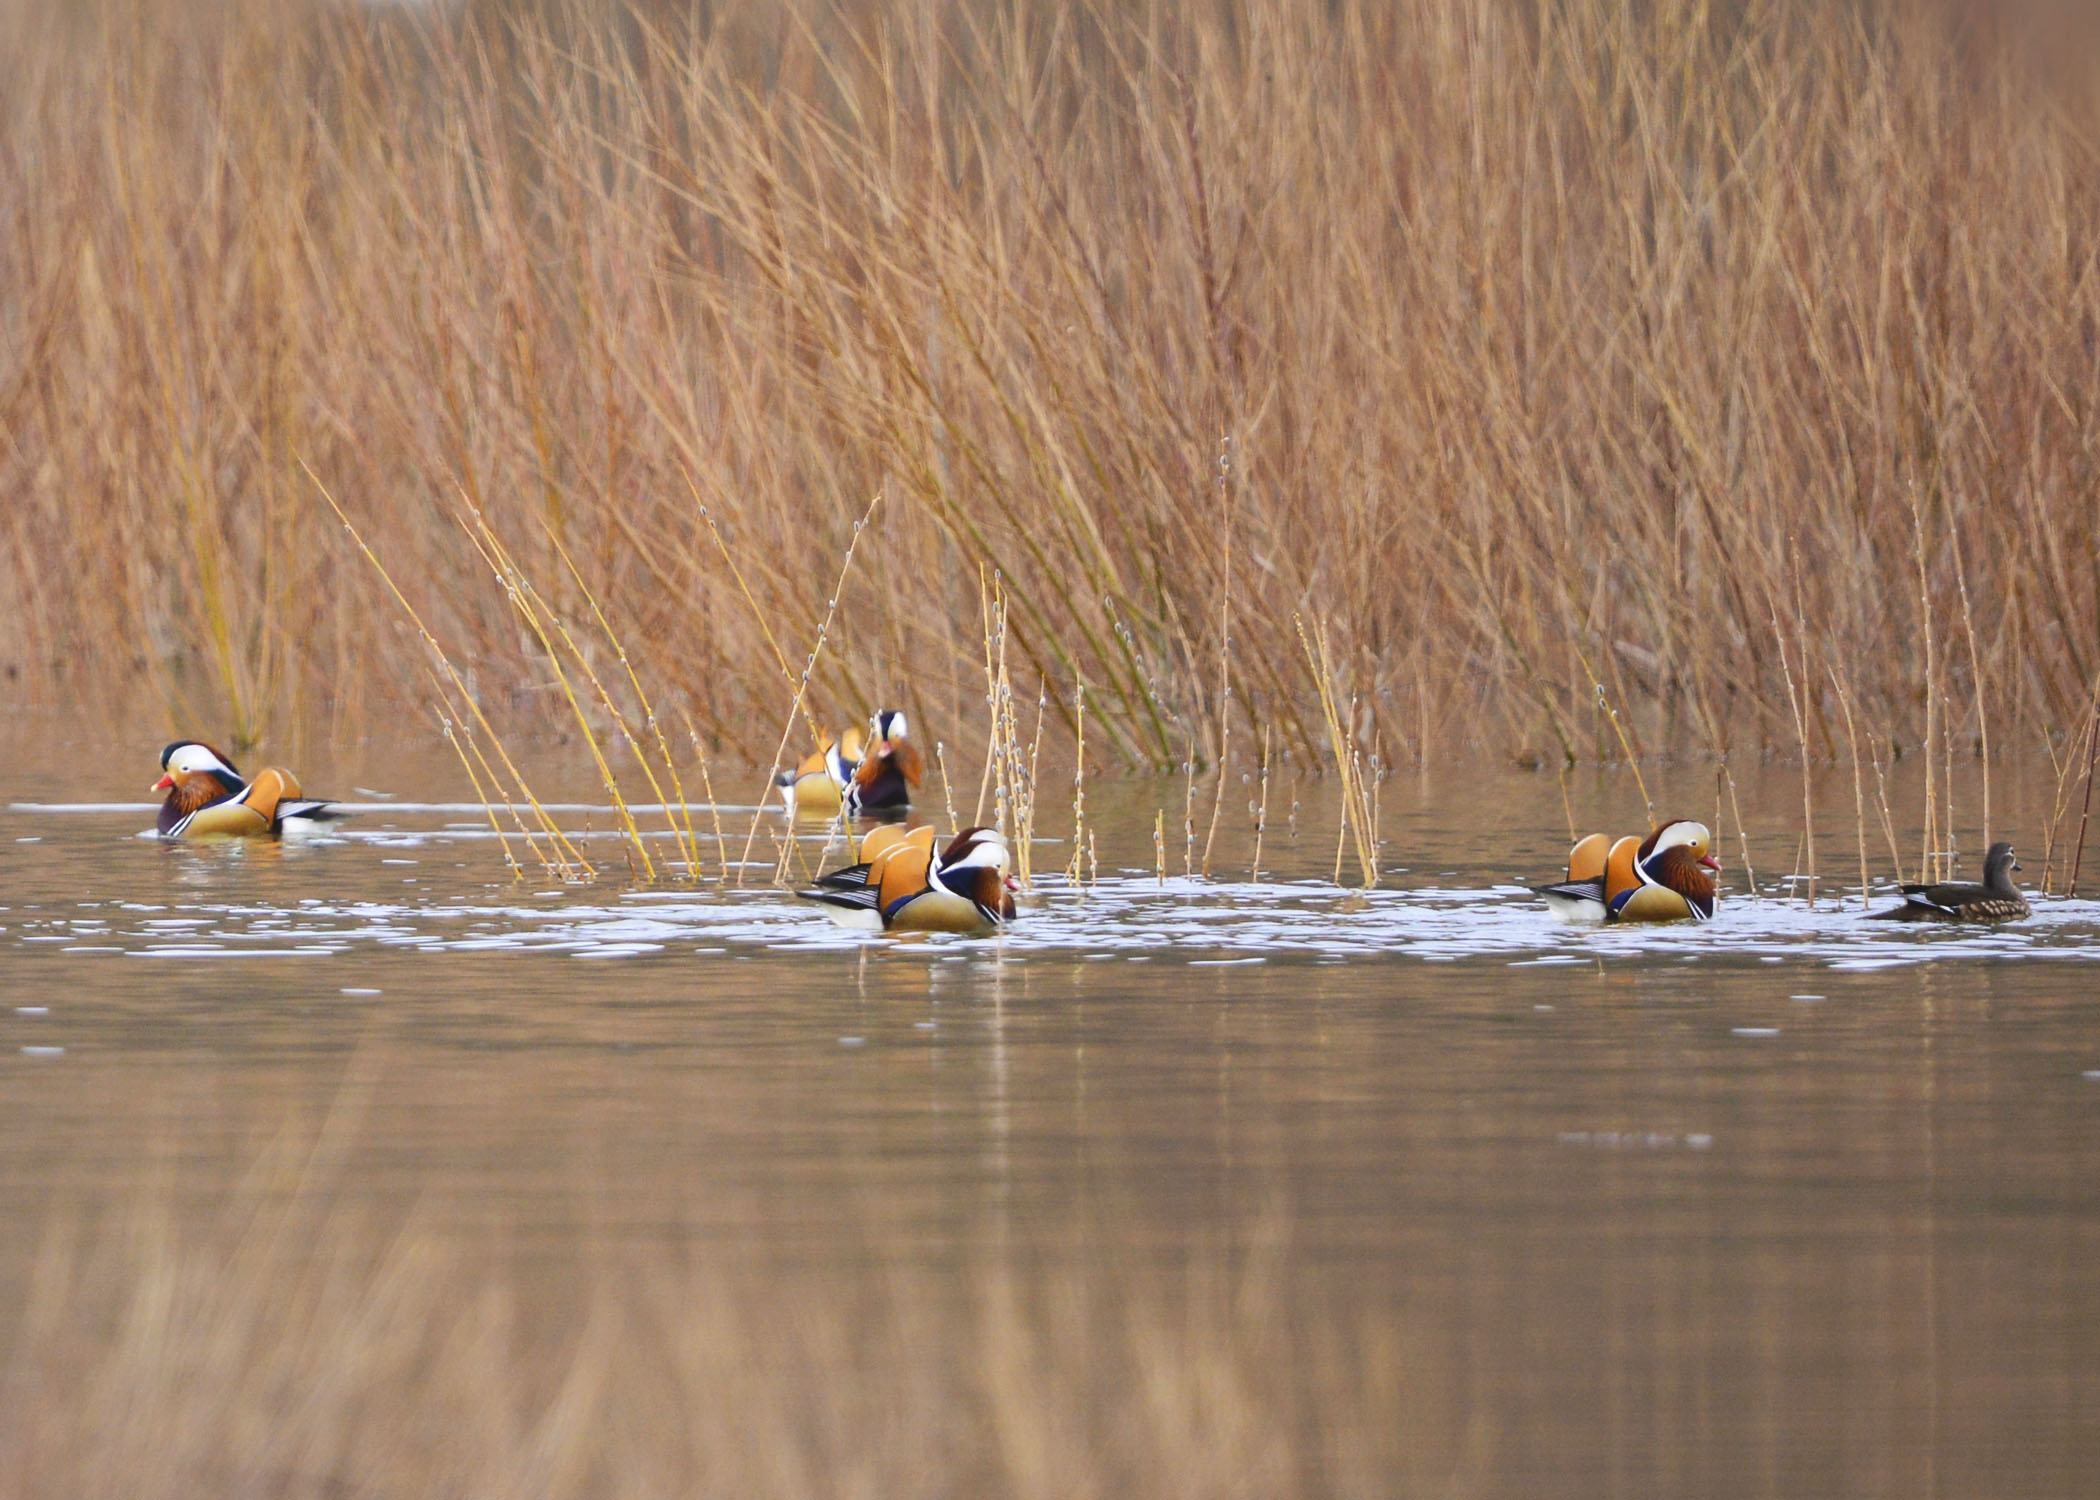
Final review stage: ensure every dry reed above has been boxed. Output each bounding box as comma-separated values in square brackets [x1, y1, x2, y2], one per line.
[1297, 617, 1378, 888]
[1, 0, 2093, 808]
[979, 574, 1041, 886]
[307, 461, 588, 878]
[1065, 680, 1087, 884]
[735, 492, 882, 885]
[1771, 610, 1817, 905]
[1829, 666, 1872, 909]
[2040, 675, 2100, 892]
[1251, 724, 1272, 881]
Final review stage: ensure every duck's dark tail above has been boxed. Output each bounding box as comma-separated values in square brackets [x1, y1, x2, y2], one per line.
[1866, 899, 1947, 922]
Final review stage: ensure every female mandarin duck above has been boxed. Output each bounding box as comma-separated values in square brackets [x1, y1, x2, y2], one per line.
[774, 726, 865, 817]
[1868, 842, 2029, 923]
[843, 709, 920, 814]
[1534, 820, 1720, 923]
[154, 741, 345, 838]
[797, 823, 1016, 934]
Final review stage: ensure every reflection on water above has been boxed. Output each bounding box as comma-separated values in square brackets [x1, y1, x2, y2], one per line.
[2, 738, 2099, 1496]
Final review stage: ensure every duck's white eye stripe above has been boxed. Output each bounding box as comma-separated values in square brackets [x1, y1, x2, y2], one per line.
[890, 714, 907, 738]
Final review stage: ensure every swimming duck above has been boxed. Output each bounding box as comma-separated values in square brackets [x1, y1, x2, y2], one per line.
[154, 741, 345, 838]
[1868, 842, 2030, 923]
[774, 727, 865, 817]
[1534, 820, 1720, 923]
[844, 709, 921, 813]
[797, 823, 1016, 934]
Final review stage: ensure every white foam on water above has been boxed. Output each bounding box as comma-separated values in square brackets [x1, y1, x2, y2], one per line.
[10, 833, 2098, 972]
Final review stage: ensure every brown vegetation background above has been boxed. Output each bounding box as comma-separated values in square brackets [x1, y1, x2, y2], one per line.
[2, 0, 2097, 773]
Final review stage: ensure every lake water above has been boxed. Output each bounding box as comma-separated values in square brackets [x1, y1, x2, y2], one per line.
[2, 735, 2098, 1497]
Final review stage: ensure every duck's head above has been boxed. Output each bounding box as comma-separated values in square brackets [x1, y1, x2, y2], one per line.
[940, 826, 1018, 920]
[1638, 819, 1719, 869]
[1637, 820, 1720, 901]
[864, 709, 923, 786]
[1984, 841, 2021, 881]
[155, 741, 243, 796]
[870, 709, 908, 747]
[941, 826, 1016, 883]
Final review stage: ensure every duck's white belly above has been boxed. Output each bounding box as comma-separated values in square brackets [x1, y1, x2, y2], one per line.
[1540, 891, 1606, 924]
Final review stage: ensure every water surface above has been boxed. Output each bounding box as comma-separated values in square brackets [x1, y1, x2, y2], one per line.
[3, 739, 2099, 1497]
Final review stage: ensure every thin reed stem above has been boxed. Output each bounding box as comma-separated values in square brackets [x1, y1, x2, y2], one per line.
[461, 510, 656, 880]
[1067, 681, 1087, 884]
[1770, 609, 1816, 906]
[1906, 481, 1940, 884]
[1251, 724, 1271, 882]
[735, 492, 883, 886]
[1951, 516, 1990, 850]
[937, 743, 961, 832]
[303, 459, 589, 877]
[1829, 665, 1872, 910]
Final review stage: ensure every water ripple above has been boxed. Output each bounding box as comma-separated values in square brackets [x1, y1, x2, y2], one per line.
[7, 873, 2099, 969]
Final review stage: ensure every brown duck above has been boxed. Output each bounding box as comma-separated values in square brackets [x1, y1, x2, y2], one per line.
[1868, 842, 2030, 923]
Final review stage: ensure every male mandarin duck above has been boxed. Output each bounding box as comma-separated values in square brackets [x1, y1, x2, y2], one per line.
[774, 726, 865, 817]
[1534, 820, 1719, 923]
[1868, 841, 2029, 923]
[154, 741, 345, 838]
[843, 709, 920, 814]
[797, 823, 1016, 934]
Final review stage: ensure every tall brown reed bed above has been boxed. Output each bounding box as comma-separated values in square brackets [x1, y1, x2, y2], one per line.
[3, 0, 2098, 821]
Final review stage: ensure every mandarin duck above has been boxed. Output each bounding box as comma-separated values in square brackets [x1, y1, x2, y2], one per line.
[774, 726, 865, 817]
[154, 741, 345, 838]
[1868, 842, 2029, 923]
[797, 823, 1016, 934]
[843, 709, 920, 813]
[1534, 820, 1719, 923]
